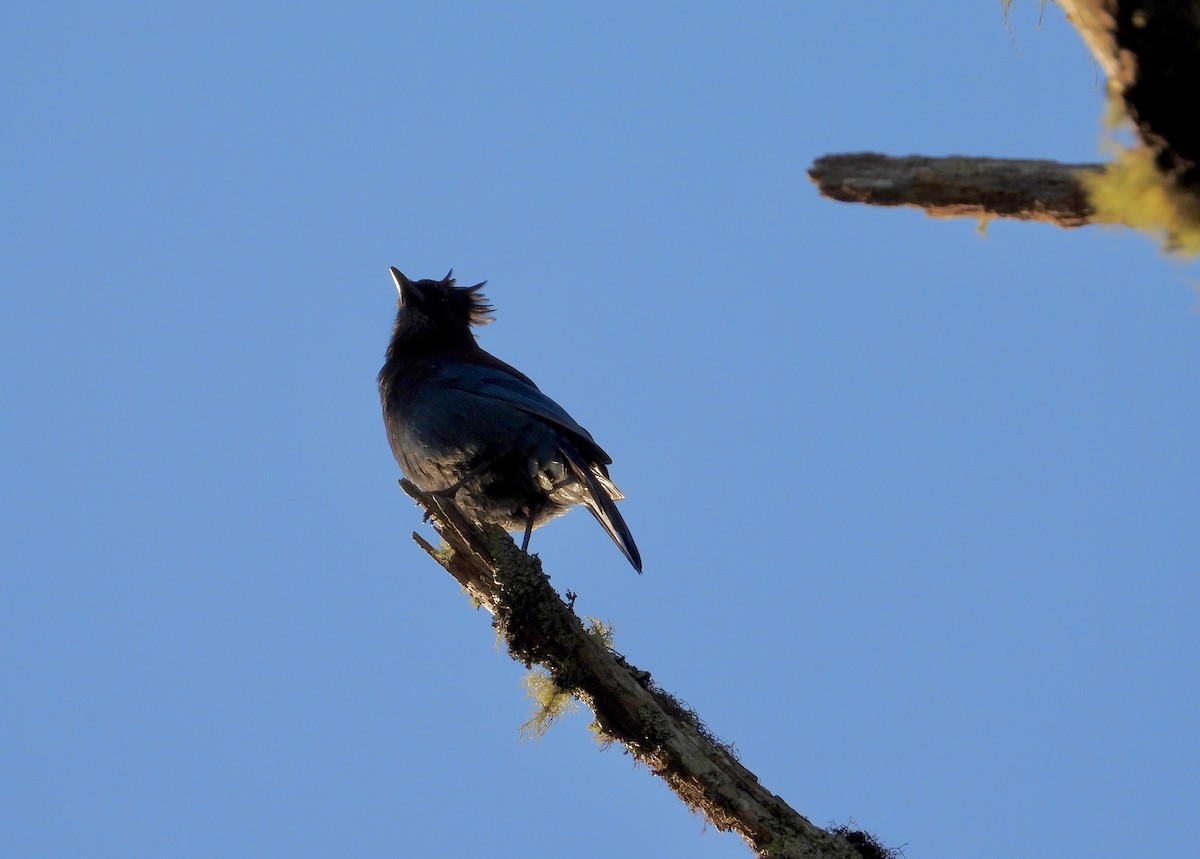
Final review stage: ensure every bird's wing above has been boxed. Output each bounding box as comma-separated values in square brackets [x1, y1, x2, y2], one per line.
[433, 362, 607, 455]
[433, 361, 640, 573]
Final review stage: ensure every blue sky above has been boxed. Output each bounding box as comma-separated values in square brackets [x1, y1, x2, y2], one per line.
[3, 3, 1197, 857]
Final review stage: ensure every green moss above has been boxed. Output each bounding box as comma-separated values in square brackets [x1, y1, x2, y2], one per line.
[1082, 145, 1200, 255]
[1080, 87, 1200, 255]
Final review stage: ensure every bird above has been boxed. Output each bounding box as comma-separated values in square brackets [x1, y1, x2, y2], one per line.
[379, 268, 642, 573]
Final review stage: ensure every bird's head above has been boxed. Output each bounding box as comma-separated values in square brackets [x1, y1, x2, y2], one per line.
[390, 267, 494, 332]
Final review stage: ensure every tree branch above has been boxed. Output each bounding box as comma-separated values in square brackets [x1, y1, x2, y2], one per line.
[398, 479, 886, 859]
[809, 3, 1200, 239]
[808, 153, 1103, 226]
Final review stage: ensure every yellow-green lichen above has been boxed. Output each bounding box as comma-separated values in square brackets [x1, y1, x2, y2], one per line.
[429, 541, 455, 564]
[519, 669, 578, 740]
[583, 617, 615, 648]
[1081, 145, 1200, 255]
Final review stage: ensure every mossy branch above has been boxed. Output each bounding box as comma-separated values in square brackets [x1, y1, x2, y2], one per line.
[398, 479, 888, 859]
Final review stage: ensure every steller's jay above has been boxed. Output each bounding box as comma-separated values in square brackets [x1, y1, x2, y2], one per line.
[379, 268, 642, 573]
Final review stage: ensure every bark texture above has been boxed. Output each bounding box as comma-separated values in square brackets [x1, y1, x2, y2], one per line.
[809, 153, 1103, 226]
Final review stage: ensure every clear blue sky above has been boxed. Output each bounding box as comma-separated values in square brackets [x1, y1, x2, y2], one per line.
[3, 3, 1197, 857]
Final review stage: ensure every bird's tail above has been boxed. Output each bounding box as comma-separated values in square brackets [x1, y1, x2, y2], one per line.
[557, 442, 642, 574]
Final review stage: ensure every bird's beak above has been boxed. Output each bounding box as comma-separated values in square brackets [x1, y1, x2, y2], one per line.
[390, 267, 414, 303]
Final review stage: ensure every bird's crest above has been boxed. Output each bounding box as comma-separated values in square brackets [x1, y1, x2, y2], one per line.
[391, 267, 494, 327]
[440, 272, 495, 327]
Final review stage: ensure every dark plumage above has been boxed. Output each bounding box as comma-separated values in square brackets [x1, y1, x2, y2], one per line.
[379, 268, 641, 573]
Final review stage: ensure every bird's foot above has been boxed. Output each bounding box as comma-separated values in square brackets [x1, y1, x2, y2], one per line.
[520, 513, 534, 553]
